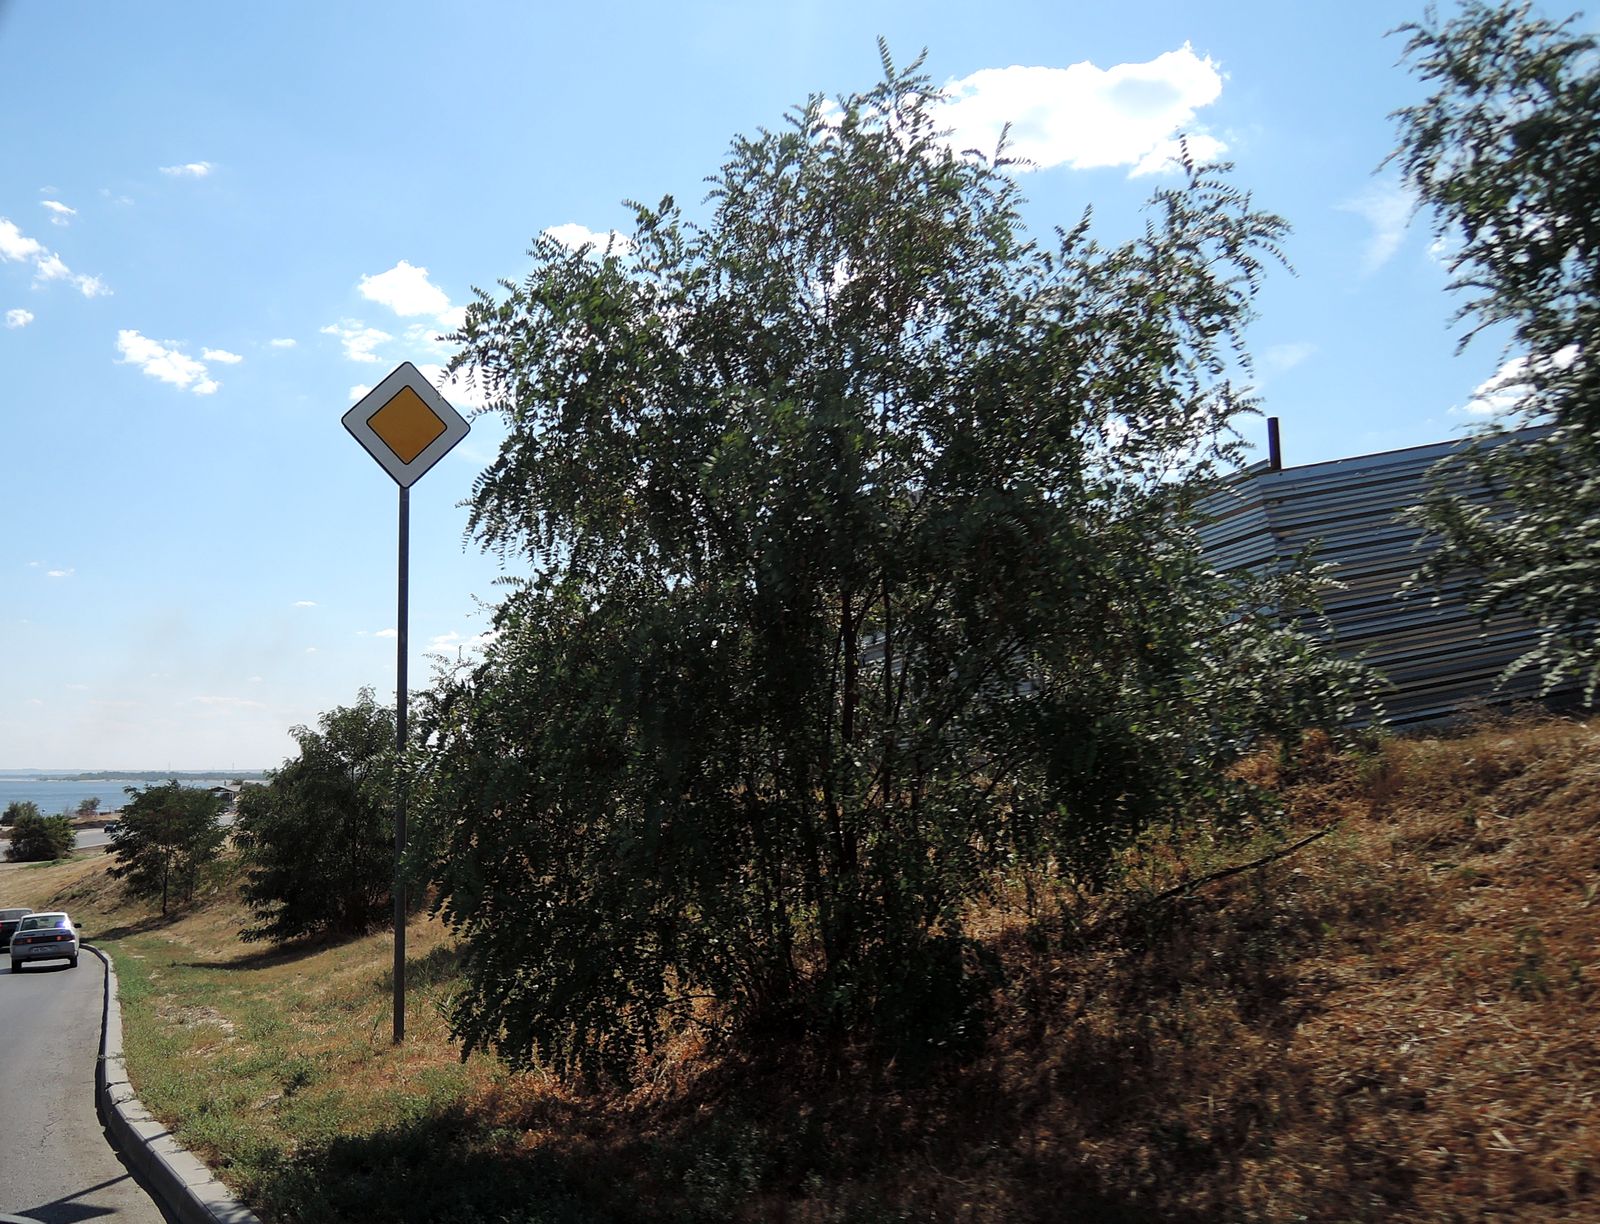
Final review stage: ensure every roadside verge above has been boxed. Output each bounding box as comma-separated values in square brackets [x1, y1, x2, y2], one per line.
[89, 943, 262, 1224]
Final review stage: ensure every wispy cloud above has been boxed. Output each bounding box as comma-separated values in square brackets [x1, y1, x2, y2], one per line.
[160, 161, 215, 178]
[115, 329, 222, 395]
[0, 216, 108, 296]
[293, 600, 317, 608]
[5, 308, 33, 329]
[1337, 177, 1415, 275]
[268, 337, 296, 348]
[1261, 341, 1317, 376]
[47, 567, 75, 579]
[937, 47, 1227, 178]
[192, 695, 267, 709]
[202, 347, 243, 364]
[428, 629, 498, 660]
[40, 199, 76, 226]
[321, 320, 392, 363]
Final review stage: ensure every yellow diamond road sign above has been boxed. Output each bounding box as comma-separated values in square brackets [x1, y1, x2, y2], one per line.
[343, 362, 470, 487]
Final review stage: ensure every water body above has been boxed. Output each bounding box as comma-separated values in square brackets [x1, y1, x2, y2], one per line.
[0, 776, 247, 816]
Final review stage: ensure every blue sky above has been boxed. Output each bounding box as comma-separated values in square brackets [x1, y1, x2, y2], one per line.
[0, 1, 1561, 768]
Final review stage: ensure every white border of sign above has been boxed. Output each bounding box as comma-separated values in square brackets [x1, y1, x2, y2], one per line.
[342, 361, 470, 488]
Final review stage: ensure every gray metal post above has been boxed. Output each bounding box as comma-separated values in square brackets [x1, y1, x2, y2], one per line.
[394, 484, 409, 1044]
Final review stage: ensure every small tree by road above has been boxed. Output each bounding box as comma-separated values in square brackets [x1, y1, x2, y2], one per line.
[421, 52, 1364, 1080]
[2, 799, 42, 827]
[4, 811, 75, 861]
[108, 780, 225, 914]
[234, 690, 397, 943]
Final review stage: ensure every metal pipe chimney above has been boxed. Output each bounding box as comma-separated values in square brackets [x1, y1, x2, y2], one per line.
[1266, 416, 1283, 471]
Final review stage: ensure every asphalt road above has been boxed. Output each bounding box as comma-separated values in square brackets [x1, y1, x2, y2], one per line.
[0, 951, 169, 1223]
[0, 813, 237, 853]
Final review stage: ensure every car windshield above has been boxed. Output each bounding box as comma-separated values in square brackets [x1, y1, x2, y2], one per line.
[17, 914, 68, 932]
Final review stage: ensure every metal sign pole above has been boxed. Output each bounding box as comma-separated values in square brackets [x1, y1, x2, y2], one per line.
[394, 484, 409, 1044]
[341, 361, 469, 1048]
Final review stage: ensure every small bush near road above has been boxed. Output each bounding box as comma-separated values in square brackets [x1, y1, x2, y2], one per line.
[4, 810, 75, 861]
[2, 799, 42, 827]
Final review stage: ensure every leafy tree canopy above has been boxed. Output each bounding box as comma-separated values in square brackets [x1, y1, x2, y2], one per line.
[2, 799, 42, 827]
[234, 689, 397, 943]
[1393, 2, 1600, 697]
[108, 780, 225, 914]
[422, 50, 1363, 1081]
[4, 811, 74, 862]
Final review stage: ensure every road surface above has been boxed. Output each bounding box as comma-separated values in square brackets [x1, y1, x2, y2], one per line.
[0, 951, 169, 1222]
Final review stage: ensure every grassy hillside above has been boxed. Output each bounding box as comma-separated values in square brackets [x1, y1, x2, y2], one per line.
[5, 711, 1597, 1222]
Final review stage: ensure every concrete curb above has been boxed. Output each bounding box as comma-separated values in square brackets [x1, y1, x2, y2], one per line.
[89, 943, 262, 1224]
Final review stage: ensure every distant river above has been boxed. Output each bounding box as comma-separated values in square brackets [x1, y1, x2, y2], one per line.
[0, 777, 246, 817]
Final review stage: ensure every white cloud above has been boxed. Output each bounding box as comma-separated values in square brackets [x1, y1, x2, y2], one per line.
[375, 628, 398, 639]
[0, 218, 44, 262]
[202, 347, 243, 364]
[47, 568, 74, 578]
[1456, 346, 1580, 417]
[4, 220, 110, 296]
[115, 329, 224, 395]
[428, 629, 498, 659]
[41, 200, 75, 226]
[305, 646, 318, 654]
[268, 337, 296, 348]
[160, 161, 214, 178]
[293, 600, 317, 608]
[417, 362, 490, 411]
[349, 383, 372, 402]
[1131, 133, 1229, 178]
[33, 252, 72, 283]
[542, 223, 635, 255]
[359, 260, 453, 318]
[1337, 177, 1415, 275]
[938, 47, 1226, 177]
[5, 308, 33, 328]
[321, 321, 392, 363]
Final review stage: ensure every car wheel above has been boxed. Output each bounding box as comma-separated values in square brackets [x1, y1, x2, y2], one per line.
[9, 960, 19, 973]
[70, 955, 79, 968]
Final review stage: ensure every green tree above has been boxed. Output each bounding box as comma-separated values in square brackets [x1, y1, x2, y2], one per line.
[108, 780, 225, 914]
[1392, 2, 1600, 698]
[76, 796, 100, 817]
[5, 811, 75, 861]
[420, 52, 1362, 1080]
[234, 690, 396, 943]
[2, 799, 42, 827]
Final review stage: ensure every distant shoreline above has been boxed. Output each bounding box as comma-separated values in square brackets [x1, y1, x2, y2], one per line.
[3, 771, 267, 783]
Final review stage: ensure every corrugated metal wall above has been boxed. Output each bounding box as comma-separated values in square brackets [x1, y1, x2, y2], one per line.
[1197, 426, 1576, 726]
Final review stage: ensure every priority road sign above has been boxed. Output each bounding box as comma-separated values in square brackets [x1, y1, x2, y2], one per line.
[342, 362, 470, 487]
[341, 360, 472, 1044]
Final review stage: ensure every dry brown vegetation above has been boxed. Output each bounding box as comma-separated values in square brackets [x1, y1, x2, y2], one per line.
[5, 710, 1597, 1222]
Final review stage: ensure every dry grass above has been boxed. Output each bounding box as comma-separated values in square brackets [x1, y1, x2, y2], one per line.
[5, 711, 1598, 1222]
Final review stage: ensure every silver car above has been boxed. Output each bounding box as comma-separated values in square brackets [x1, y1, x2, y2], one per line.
[9, 911, 79, 971]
